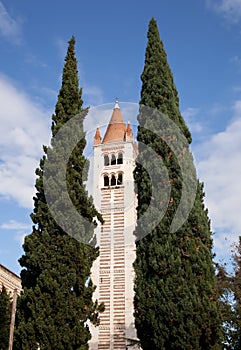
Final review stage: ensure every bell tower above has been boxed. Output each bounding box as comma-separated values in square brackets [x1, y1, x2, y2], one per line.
[89, 100, 139, 349]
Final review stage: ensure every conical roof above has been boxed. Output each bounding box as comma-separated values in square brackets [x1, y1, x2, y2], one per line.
[94, 127, 101, 145]
[102, 100, 126, 144]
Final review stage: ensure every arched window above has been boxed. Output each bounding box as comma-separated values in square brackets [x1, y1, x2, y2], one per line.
[104, 155, 109, 166]
[117, 173, 123, 185]
[117, 153, 123, 164]
[111, 154, 116, 165]
[104, 175, 109, 187]
[111, 174, 116, 186]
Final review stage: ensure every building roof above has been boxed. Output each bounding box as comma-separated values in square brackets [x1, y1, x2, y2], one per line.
[102, 100, 127, 144]
[0, 263, 22, 295]
[94, 127, 101, 145]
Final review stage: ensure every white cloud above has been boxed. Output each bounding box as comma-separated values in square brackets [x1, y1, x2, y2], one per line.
[24, 53, 48, 69]
[232, 85, 241, 93]
[194, 100, 241, 259]
[0, 219, 30, 245]
[182, 107, 203, 133]
[230, 55, 241, 64]
[209, 103, 226, 117]
[0, 1, 23, 44]
[0, 219, 29, 230]
[0, 74, 51, 208]
[207, 0, 241, 23]
[0, 74, 106, 210]
[55, 37, 68, 59]
[83, 85, 104, 106]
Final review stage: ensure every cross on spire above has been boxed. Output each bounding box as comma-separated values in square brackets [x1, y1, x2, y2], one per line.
[114, 97, 120, 109]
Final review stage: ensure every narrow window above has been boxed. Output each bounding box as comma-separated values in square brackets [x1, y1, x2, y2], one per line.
[104, 175, 109, 187]
[104, 155, 109, 166]
[117, 173, 123, 185]
[111, 154, 116, 165]
[117, 153, 123, 164]
[111, 174, 116, 186]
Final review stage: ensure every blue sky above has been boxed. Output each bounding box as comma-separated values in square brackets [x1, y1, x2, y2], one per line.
[1, 0, 241, 274]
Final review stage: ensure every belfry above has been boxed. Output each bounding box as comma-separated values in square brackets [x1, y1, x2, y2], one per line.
[89, 100, 139, 349]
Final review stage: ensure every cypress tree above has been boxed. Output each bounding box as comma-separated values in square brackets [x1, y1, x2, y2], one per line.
[217, 237, 241, 349]
[216, 264, 234, 349]
[0, 286, 11, 350]
[14, 36, 103, 350]
[231, 237, 241, 349]
[134, 18, 221, 349]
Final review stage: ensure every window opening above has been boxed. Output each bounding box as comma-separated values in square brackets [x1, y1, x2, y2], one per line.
[111, 174, 116, 186]
[117, 173, 123, 185]
[111, 154, 116, 165]
[104, 175, 109, 187]
[117, 153, 123, 164]
[104, 155, 109, 166]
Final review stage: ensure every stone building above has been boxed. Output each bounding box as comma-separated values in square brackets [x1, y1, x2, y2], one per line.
[0, 263, 21, 295]
[89, 100, 139, 349]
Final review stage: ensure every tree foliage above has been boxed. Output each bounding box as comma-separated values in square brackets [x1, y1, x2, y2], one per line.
[232, 238, 241, 348]
[14, 36, 103, 350]
[133, 18, 222, 350]
[217, 237, 241, 349]
[0, 286, 11, 350]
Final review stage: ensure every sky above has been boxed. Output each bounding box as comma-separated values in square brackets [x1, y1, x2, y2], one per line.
[1, 0, 241, 275]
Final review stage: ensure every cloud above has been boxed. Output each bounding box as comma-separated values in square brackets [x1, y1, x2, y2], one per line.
[182, 107, 203, 133]
[193, 99, 241, 259]
[210, 103, 226, 117]
[0, 219, 30, 244]
[0, 73, 105, 210]
[0, 219, 29, 231]
[207, 0, 241, 23]
[0, 1, 23, 44]
[83, 85, 104, 106]
[55, 37, 69, 60]
[230, 55, 241, 65]
[0, 74, 51, 208]
[24, 53, 48, 69]
[232, 85, 241, 93]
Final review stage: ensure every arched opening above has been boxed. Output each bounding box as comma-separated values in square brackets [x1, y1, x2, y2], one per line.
[104, 175, 109, 187]
[117, 153, 123, 164]
[111, 174, 116, 186]
[117, 173, 123, 185]
[111, 154, 116, 165]
[104, 155, 109, 166]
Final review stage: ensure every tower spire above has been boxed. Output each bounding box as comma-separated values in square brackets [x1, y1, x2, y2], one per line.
[101, 99, 126, 144]
[94, 127, 101, 145]
[114, 97, 120, 109]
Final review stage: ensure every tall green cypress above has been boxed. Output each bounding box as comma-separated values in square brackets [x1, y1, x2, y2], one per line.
[14, 36, 103, 350]
[134, 18, 221, 349]
[0, 286, 11, 350]
[231, 237, 241, 349]
[217, 237, 241, 349]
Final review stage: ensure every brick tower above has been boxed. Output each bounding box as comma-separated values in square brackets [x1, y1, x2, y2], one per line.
[89, 100, 139, 349]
